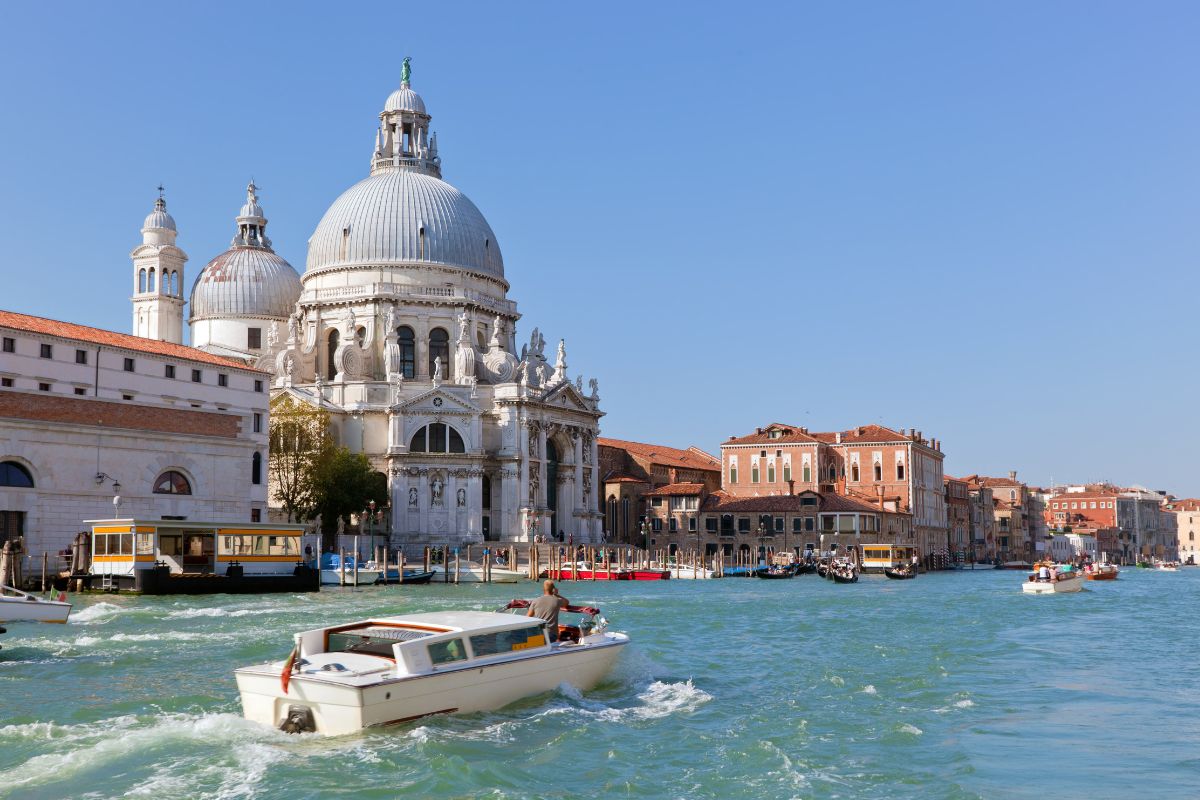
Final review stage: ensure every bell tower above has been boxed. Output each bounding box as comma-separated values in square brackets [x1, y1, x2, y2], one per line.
[131, 188, 187, 343]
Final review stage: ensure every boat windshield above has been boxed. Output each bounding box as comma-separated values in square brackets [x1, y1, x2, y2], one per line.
[327, 625, 435, 658]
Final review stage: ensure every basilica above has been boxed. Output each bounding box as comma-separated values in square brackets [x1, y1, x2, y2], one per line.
[131, 61, 604, 546]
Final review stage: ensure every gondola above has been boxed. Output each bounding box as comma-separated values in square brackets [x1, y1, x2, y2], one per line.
[755, 566, 795, 579]
[378, 568, 437, 584]
[794, 562, 817, 575]
[883, 567, 915, 580]
[831, 570, 859, 584]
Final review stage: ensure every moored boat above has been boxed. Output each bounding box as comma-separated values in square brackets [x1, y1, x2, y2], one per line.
[541, 562, 630, 581]
[0, 585, 72, 624]
[378, 568, 437, 585]
[311, 554, 382, 586]
[431, 561, 525, 583]
[754, 565, 794, 579]
[235, 606, 628, 736]
[883, 567, 916, 580]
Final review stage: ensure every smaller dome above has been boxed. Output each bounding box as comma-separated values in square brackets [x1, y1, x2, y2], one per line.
[143, 196, 176, 231]
[384, 84, 426, 115]
[190, 248, 302, 320]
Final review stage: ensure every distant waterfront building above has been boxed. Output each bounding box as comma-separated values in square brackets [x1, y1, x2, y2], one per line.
[961, 472, 1031, 562]
[597, 437, 721, 543]
[944, 476, 971, 561]
[1165, 498, 1200, 564]
[966, 482, 996, 560]
[719, 423, 947, 562]
[0, 310, 269, 559]
[639, 483, 912, 558]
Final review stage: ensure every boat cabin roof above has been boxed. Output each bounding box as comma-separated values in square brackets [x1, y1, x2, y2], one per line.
[364, 610, 542, 636]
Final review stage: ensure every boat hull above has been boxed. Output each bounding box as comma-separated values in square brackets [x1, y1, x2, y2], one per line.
[629, 570, 670, 581]
[236, 637, 627, 736]
[1022, 575, 1083, 594]
[430, 566, 523, 583]
[883, 568, 916, 580]
[541, 569, 629, 581]
[0, 596, 72, 623]
[319, 569, 383, 586]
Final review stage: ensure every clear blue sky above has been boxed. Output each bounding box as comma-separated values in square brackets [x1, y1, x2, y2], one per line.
[2, 2, 1197, 491]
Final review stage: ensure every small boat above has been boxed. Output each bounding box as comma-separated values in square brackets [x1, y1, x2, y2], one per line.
[997, 561, 1034, 571]
[1085, 564, 1119, 581]
[378, 569, 437, 585]
[0, 586, 72, 624]
[653, 562, 714, 580]
[1154, 561, 1179, 572]
[431, 561, 524, 583]
[831, 569, 859, 584]
[755, 565, 794, 579]
[1022, 574, 1083, 594]
[541, 561, 630, 581]
[235, 605, 628, 736]
[310, 554, 382, 586]
[627, 569, 671, 581]
[883, 567, 916, 580]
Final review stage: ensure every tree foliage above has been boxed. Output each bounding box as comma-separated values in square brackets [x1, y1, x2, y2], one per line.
[267, 395, 332, 522]
[310, 447, 390, 534]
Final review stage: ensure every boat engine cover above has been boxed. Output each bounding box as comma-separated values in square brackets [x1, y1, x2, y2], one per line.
[279, 705, 316, 734]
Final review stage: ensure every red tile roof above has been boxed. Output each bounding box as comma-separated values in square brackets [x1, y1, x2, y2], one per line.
[829, 424, 913, 444]
[962, 474, 1024, 489]
[0, 309, 264, 372]
[601, 471, 647, 484]
[699, 490, 905, 515]
[597, 437, 720, 471]
[643, 482, 706, 497]
[723, 423, 822, 446]
[1168, 498, 1200, 512]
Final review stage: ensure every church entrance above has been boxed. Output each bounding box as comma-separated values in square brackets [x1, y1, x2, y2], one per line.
[546, 440, 559, 539]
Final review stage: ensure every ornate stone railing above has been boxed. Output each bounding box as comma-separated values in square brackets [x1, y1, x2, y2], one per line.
[303, 283, 516, 314]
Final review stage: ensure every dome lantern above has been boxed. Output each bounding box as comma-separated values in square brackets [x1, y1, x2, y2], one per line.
[371, 57, 441, 179]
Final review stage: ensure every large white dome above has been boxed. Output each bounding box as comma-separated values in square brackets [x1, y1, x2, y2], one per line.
[305, 169, 504, 279]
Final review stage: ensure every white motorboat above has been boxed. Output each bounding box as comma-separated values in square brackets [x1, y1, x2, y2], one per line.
[1022, 574, 1084, 594]
[235, 605, 628, 736]
[0, 585, 72, 623]
[319, 568, 383, 586]
[430, 561, 524, 583]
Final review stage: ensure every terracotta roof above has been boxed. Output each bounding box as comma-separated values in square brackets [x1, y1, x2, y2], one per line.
[1049, 491, 1118, 502]
[597, 437, 720, 471]
[723, 423, 822, 446]
[1168, 498, 1200, 512]
[643, 482, 706, 497]
[602, 471, 647, 484]
[699, 490, 904, 515]
[962, 474, 1024, 489]
[828, 424, 913, 445]
[0, 309, 264, 372]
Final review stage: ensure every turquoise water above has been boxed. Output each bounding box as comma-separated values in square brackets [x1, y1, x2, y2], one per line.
[1, 569, 1197, 799]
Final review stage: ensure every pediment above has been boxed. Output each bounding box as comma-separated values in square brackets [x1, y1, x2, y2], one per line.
[400, 387, 483, 416]
[541, 382, 592, 411]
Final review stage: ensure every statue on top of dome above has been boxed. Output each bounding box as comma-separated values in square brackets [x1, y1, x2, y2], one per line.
[401, 56, 412, 86]
[489, 316, 503, 350]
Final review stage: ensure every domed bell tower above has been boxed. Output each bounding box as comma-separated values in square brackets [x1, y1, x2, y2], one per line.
[131, 188, 187, 343]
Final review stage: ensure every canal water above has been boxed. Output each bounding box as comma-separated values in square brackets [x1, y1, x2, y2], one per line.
[1, 568, 1196, 799]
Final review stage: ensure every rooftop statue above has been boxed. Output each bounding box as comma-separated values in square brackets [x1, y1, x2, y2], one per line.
[401, 56, 412, 86]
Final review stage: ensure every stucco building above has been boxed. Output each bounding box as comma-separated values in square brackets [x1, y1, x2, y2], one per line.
[598, 437, 720, 544]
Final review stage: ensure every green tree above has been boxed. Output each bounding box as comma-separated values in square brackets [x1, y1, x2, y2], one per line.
[267, 395, 332, 522]
[310, 447, 390, 541]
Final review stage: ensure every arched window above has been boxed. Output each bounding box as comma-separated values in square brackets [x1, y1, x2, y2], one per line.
[477, 330, 486, 348]
[153, 470, 191, 495]
[802, 464, 811, 483]
[138, 269, 147, 293]
[767, 463, 776, 483]
[429, 328, 449, 379]
[827, 464, 836, 482]
[408, 422, 465, 454]
[0, 461, 34, 488]
[851, 464, 860, 482]
[170, 271, 179, 296]
[356, 326, 366, 348]
[397, 326, 415, 378]
[251, 452, 262, 485]
[873, 462, 882, 481]
[482, 475, 491, 509]
[148, 267, 156, 292]
[326, 329, 340, 381]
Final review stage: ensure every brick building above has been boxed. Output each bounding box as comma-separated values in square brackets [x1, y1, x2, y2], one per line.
[598, 437, 720, 544]
[962, 472, 1031, 561]
[1166, 498, 1200, 564]
[719, 422, 946, 561]
[944, 476, 971, 561]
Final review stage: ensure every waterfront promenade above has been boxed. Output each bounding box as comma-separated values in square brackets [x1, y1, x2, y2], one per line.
[1, 569, 1196, 799]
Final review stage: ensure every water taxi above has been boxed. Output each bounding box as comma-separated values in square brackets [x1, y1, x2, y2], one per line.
[312, 553, 383, 586]
[1085, 563, 1119, 581]
[236, 607, 628, 736]
[0, 585, 71, 623]
[1022, 564, 1083, 594]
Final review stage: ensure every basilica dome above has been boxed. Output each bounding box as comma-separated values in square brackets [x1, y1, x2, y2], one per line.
[189, 183, 301, 321]
[304, 67, 504, 280]
[305, 169, 504, 278]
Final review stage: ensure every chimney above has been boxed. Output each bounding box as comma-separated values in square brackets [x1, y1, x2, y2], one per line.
[756, 427, 762, 435]
[787, 479, 795, 496]
[1009, 470, 1017, 481]
[877, 485, 885, 510]
[835, 432, 842, 444]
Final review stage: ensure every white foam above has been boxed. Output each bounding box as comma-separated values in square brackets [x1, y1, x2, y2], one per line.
[898, 723, 923, 736]
[71, 636, 101, 647]
[109, 631, 214, 642]
[605, 679, 712, 721]
[828, 675, 845, 687]
[165, 607, 258, 619]
[860, 685, 877, 695]
[954, 699, 974, 708]
[69, 602, 125, 624]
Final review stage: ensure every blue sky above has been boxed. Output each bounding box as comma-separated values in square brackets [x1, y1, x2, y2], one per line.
[2, 2, 1197, 491]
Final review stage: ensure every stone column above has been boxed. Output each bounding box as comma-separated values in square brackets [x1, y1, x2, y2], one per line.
[416, 314, 430, 379]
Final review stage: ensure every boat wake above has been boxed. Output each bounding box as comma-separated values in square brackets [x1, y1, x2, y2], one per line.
[68, 602, 127, 624]
[0, 712, 292, 797]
